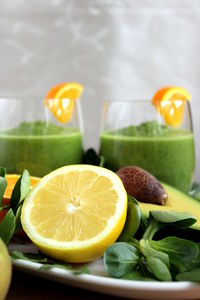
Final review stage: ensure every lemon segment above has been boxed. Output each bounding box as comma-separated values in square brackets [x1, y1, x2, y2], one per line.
[21, 165, 127, 263]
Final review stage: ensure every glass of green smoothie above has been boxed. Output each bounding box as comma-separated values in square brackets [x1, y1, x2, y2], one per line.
[99, 100, 195, 193]
[0, 98, 84, 177]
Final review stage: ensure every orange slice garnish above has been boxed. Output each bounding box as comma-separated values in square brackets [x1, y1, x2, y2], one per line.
[44, 82, 83, 123]
[152, 86, 191, 127]
[4, 174, 40, 199]
[0, 175, 40, 222]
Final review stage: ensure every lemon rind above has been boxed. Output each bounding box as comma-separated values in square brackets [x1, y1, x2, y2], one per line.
[21, 165, 127, 250]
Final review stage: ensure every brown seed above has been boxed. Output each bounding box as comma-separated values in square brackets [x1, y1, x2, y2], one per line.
[117, 166, 168, 205]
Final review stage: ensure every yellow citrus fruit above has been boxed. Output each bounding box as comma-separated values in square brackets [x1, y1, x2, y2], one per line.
[0, 239, 12, 300]
[21, 165, 127, 263]
[44, 82, 83, 123]
[4, 174, 40, 199]
[152, 86, 191, 127]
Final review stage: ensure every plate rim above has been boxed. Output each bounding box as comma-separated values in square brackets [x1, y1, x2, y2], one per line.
[12, 258, 200, 292]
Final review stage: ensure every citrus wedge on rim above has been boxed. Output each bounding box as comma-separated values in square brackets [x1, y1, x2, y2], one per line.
[21, 165, 127, 263]
[44, 82, 83, 124]
[152, 86, 191, 127]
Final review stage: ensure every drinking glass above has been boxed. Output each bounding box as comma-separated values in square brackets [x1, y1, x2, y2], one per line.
[0, 98, 84, 177]
[99, 100, 195, 193]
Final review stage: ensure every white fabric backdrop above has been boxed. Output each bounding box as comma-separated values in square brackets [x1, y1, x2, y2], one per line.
[0, 0, 200, 179]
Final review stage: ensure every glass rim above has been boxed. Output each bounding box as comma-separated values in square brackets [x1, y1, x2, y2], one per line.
[104, 99, 191, 104]
[0, 97, 81, 101]
[0, 97, 44, 101]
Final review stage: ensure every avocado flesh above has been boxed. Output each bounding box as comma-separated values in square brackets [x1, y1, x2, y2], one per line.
[138, 182, 200, 230]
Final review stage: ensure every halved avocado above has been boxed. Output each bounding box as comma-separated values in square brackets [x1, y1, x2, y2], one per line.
[138, 182, 200, 230]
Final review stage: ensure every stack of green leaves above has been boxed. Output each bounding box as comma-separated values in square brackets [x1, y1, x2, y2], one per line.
[0, 167, 30, 245]
[104, 195, 200, 282]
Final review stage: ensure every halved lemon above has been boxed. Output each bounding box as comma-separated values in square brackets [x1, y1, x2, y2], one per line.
[44, 82, 83, 124]
[152, 86, 191, 127]
[21, 165, 127, 263]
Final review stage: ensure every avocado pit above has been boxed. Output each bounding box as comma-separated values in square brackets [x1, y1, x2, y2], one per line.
[117, 166, 168, 205]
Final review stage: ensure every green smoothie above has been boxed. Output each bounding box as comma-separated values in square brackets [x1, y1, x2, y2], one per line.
[100, 121, 195, 193]
[0, 121, 83, 177]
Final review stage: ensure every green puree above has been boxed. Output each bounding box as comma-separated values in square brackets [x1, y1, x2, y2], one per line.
[100, 121, 195, 193]
[0, 121, 83, 177]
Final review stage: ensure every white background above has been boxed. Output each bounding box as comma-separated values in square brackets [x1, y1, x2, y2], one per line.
[0, 0, 199, 179]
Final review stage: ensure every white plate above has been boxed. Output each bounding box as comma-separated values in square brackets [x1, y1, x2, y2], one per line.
[10, 243, 200, 300]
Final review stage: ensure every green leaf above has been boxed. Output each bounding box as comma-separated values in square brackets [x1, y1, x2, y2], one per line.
[139, 256, 156, 278]
[140, 215, 149, 232]
[0, 209, 15, 245]
[189, 183, 200, 201]
[176, 268, 200, 282]
[185, 243, 200, 270]
[146, 256, 172, 281]
[142, 210, 196, 240]
[150, 211, 196, 229]
[150, 237, 199, 271]
[127, 195, 139, 206]
[82, 148, 105, 167]
[127, 237, 139, 248]
[142, 218, 164, 240]
[169, 264, 181, 279]
[39, 263, 88, 274]
[11, 250, 50, 263]
[11, 250, 89, 275]
[122, 271, 157, 281]
[99, 156, 105, 167]
[15, 205, 23, 232]
[0, 177, 7, 206]
[73, 266, 90, 275]
[104, 242, 139, 278]
[39, 263, 71, 272]
[139, 239, 170, 268]
[0, 167, 6, 178]
[118, 196, 141, 242]
[11, 250, 71, 272]
[11, 250, 71, 268]
[10, 169, 30, 212]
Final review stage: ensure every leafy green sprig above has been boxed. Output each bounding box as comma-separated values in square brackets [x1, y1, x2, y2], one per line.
[104, 196, 200, 282]
[0, 168, 30, 245]
[10, 250, 89, 274]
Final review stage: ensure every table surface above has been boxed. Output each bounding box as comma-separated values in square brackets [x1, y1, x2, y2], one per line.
[7, 270, 131, 300]
[6, 269, 200, 300]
